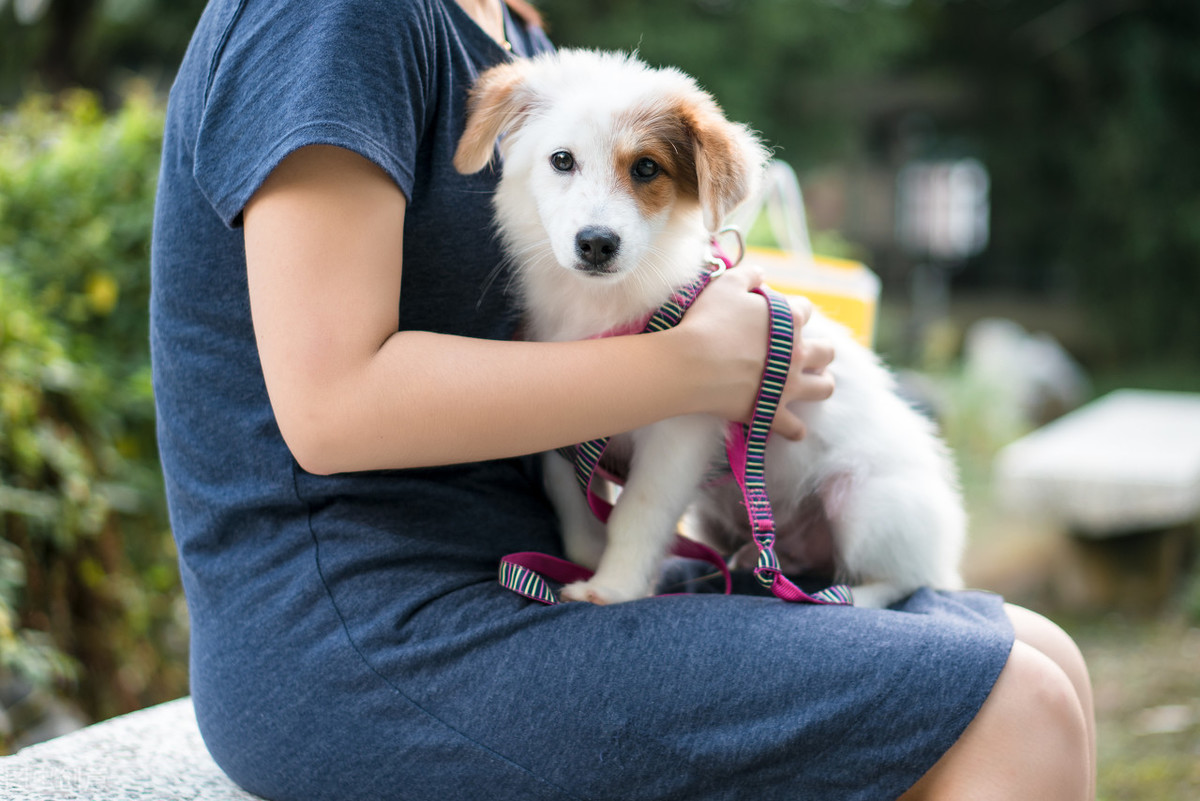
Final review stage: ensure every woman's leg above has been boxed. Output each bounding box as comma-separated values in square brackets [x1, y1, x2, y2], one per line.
[900, 604, 1095, 801]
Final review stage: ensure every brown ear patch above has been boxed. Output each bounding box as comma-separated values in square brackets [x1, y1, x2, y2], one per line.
[682, 100, 757, 232]
[453, 61, 534, 175]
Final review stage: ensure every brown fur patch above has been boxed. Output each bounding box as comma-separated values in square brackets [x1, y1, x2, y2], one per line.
[613, 101, 701, 219]
[614, 91, 754, 230]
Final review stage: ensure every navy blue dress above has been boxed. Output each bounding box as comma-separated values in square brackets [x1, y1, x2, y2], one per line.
[150, 2, 1013, 799]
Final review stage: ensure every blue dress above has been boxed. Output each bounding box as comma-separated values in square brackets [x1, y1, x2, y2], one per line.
[150, 2, 1013, 799]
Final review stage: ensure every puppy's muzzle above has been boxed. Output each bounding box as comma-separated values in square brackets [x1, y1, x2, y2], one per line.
[575, 226, 621, 274]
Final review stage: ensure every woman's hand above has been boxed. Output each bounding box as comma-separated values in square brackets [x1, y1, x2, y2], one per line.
[670, 266, 834, 440]
[778, 293, 836, 439]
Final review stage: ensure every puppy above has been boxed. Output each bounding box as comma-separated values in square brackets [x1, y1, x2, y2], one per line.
[454, 50, 964, 608]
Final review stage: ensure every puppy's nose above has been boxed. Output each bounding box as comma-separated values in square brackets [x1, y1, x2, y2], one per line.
[575, 226, 621, 267]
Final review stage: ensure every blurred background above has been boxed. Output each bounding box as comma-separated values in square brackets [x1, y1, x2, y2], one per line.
[1, 0, 1197, 796]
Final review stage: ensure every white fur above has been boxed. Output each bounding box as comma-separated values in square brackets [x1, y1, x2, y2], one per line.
[456, 50, 964, 607]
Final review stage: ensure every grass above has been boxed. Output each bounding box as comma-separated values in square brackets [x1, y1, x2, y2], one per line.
[1069, 614, 1200, 800]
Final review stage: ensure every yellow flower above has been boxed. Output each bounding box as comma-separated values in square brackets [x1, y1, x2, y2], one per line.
[86, 272, 119, 315]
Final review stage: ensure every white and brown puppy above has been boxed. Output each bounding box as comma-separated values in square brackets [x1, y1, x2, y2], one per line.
[455, 50, 964, 607]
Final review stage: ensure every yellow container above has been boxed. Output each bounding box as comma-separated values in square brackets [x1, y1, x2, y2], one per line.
[743, 247, 881, 347]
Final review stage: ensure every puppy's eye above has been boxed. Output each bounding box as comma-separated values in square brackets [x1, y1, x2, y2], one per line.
[632, 157, 661, 181]
[550, 151, 575, 172]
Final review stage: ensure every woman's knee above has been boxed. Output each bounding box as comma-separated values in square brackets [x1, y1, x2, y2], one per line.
[1005, 603, 1093, 707]
[902, 641, 1091, 800]
[996, 641, 1088, 743]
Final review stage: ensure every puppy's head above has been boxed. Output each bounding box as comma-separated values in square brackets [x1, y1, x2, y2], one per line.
[454, 50, 768, 282]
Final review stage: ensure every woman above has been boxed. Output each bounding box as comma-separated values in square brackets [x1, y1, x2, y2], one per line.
[150, 0, 1095, 798]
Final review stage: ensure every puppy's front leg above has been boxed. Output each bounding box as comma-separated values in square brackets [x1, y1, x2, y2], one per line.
[560, 414, 724, 605]
[542, 451, 607, 570]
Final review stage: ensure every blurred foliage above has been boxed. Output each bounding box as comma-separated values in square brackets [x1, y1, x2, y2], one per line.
[0, 0, 209, 101]
[0, 88, 188, 737]
[916, 0, 1200, 363]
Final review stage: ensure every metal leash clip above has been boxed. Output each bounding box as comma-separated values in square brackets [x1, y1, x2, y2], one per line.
[706, 226, 746, 277]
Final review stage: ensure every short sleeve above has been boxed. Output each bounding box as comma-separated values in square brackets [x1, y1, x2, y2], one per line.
[193, 0, 435, 227]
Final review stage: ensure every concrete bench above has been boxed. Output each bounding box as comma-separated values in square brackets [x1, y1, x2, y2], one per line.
[994, 388, 1200, 609]
[0, 696, 262, 801]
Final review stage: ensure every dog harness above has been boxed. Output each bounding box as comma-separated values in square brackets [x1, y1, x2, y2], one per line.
[499, 242, 854, 607]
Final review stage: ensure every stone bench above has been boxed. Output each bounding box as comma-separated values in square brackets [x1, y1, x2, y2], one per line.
[0, 696, 262, 800]
[994, 388, 1200, 609]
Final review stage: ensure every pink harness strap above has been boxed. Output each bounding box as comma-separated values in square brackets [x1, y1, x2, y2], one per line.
[500, 242, 853, 607]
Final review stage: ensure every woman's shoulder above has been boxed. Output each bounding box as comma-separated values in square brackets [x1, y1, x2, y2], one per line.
[184, 0, 455, 227]
[201, 0, 445, 59]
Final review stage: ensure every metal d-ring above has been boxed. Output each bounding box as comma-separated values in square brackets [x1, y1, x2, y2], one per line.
[706, 227, 746, 277]
[717, 225, 746, 267]
[705, 253, 727, 277]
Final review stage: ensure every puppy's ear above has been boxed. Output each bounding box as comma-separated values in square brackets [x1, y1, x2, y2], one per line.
[683, 98, 768, 233]
[454, 60, 537, 175]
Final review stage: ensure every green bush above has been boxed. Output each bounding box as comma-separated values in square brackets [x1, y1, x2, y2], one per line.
[0, 86, 187, 742]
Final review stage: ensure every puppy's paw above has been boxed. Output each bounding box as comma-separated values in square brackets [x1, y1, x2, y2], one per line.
[559, 579, 643, 605]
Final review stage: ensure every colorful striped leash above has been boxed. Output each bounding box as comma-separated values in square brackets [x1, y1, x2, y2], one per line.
[499, 238, 853, 606]
[724, 286, 853, 606]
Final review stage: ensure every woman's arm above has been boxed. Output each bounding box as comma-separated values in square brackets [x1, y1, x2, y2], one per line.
[244, 145, 833, 475]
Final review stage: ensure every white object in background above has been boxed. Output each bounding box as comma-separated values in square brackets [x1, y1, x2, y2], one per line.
[896, 158, 990, 261]
[995, 389, 1200, 536]
[963, 317, 1092, 423]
